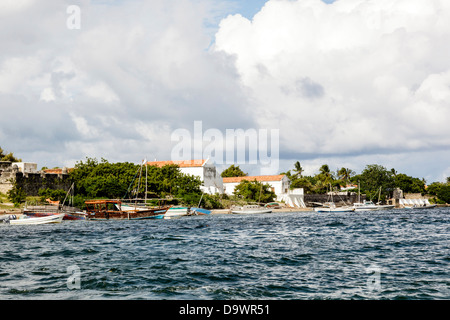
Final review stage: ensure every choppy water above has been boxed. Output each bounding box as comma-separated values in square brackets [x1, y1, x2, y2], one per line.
[0, 208, 449, 300]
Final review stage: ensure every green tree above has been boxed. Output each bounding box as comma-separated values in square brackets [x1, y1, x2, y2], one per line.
[0, 147, 21, 162]
[293, 161, 304, 179]
[7, 181, 26, 207]
[221, 165, 247, 177]
[356, 164, 394, 201]
[426, 182, 443, 196]
[315, 164, 335, 189]
[68, 158, 203, 208]
[70, 157, 139, 199]
[233, 180, 276, 203]
[338, 167, 355, 184]
[437, 185, 450, 204]
[394, 174, 426, 194]
[38, 188, 68, 203]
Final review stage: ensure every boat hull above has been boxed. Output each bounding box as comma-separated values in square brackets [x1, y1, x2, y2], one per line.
[87, 208, 168, 221]
[406, 205, 437, 210]
[24, 211, 86, 220]
[9, 213, 65, 225]
[314, 207, 355, 213]
[231, 209, 272, 214]
[85, 200, 169, 221]
[24, 205, 86, 220]
[190, 208, 211, 215]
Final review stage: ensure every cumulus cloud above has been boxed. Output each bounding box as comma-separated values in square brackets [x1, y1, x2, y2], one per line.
[1, 0, 450, 181]
[214, 0, 450, 180]
[0, 0, 252, 167]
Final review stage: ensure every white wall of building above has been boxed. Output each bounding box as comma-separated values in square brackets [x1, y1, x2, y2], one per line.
[12, 162, 37, 173]
[179, 159, 223, 195]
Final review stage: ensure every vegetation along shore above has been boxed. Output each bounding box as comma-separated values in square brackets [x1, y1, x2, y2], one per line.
[1, 147, 450, 213]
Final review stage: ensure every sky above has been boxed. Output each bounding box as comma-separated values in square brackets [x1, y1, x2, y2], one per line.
[1, 0, 450, 183]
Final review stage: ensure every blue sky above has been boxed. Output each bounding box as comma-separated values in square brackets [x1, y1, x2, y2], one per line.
[230, 0, 335, 20]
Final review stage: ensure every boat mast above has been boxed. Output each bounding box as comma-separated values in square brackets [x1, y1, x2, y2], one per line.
[358, 181, 360, 203]
[135, 160, 143, 209]
[378, 186, 382, 204]
[145, 158, 148, 205]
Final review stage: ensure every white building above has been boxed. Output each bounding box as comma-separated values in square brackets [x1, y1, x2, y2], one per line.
[278, 188, 306, 208]
[222, 175, 288, 196]
[222, 174, 305, 208]
[146, 158, 223, 194]
[12, 162, 37, 174]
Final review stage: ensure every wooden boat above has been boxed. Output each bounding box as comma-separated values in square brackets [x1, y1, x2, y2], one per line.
[231, 205, 272, 214]
[120, 204, 210, 219]
[23, 205, 87, 220]
[85, 199, 170, 220]
[7, 213, 65, 225]
[23, 183, 86, 220]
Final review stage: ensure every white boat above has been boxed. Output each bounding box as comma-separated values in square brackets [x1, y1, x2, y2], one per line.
[406, 204, 437, 210]
[231, 205, 272, 214]
[164, 206, 188, 218]
[314, 203, 355, 213]
[8, 213, 65, 225]
[164, 207, 211, 219]
[353, 200, 394, 211]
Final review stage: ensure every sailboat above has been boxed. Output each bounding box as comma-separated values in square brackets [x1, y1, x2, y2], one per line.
[23, 183, 87, 220]
[353, 185, 394, 211]
[86, 159, 170, 220]
[314, 185, 355, 213]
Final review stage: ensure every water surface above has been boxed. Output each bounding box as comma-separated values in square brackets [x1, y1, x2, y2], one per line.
[1, 208, 449, 299]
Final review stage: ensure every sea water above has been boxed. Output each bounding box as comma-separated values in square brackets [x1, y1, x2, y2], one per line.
[0, 208, 449, 300]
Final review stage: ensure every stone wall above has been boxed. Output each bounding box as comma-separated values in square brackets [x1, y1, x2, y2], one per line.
[14, 172, 71, 196]
[0, 162, 71, 196]
[304, 192, 366, 207]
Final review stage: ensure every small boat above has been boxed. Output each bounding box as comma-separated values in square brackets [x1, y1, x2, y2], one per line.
[406, 204, 437, 210]
[314, 202, 355, 213]
[121, 205, 211, 219]
[353, 200, 394, 211]
[85, 199, 170, 220]
[7, 213, 65, 225]
[191, 207, 211, 215]
[265, 202, 281, 209]
[23, 183, 86, 220]
[23, 205, 87, 220]
[231, 205, 272, 214]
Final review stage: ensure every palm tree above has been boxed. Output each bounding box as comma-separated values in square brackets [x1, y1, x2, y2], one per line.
[293, 161, 304, 179]
[338, 167, 355, 184]
[317, 164, 334, 185]
[319, 164, 331, 176]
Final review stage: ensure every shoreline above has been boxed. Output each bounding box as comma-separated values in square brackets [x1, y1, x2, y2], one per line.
[2, 204, 448, 219]
[210, 207, 314, 214]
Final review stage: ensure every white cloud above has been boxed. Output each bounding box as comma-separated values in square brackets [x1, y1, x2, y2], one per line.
[40, 87, 56, 102]
[0, 0, 252, 169]
[214, 0, 450, 168]
[0, 0, 34, 17]
[1, 0, 450, 182]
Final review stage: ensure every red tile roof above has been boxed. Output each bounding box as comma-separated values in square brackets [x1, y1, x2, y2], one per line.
[43, 168, 73, 174]
[146, 159, 206, 168]
[222, 175, 286, 183]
